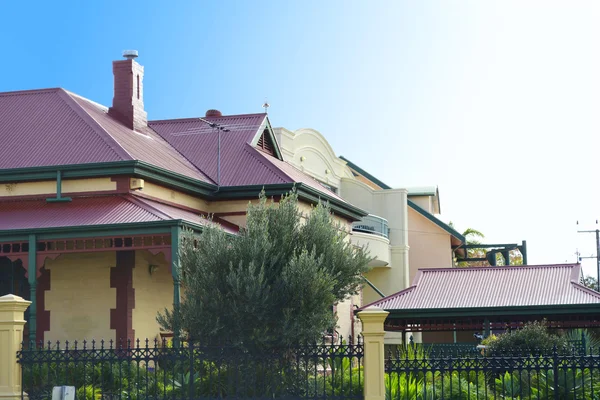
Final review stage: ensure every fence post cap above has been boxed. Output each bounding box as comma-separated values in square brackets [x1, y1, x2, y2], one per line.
[0, 294, 29, 302]
[357, 306, 389, 325]
[0, 294, 31, 317]
[357, 306, 389, 315]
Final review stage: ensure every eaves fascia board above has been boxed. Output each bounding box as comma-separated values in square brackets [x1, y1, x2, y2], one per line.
[339, 156, 392, 190]
[407, 199, 465, 243]
[386, 304, 600, 319]
[0, 219, 208, 242]
[0, 161, 218, 197]
[0, 162, 367, 220]
[215, 183, 368, 221]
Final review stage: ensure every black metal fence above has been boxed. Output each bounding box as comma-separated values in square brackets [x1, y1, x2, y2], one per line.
[385, 345, 600, 399]
[18, 337, 363, 400]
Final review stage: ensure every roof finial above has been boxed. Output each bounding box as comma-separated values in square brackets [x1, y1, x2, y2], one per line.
[262, 99, 270, 114]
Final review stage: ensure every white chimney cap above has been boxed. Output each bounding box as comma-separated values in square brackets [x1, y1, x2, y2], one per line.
[122, 50, 139, 60]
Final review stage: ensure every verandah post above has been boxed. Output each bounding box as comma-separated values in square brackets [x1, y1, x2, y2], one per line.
[27, 234, 36, 344]
[0, 294, 31, 400]
[171, 226, 181, 347]
[358, 306, 389, 400]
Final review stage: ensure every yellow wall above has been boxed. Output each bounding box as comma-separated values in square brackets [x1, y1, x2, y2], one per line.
[62, 178, 117, 193]
[45, 252, 116, 343]
[132, 251, 173, 341]
[407, 208, 453, 284]
[141, 182, 208, 212]
[0, 178, 116, 197]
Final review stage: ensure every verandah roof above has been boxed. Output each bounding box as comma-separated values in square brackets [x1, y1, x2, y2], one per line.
[0, 195, 238, 234]
[359, 264, 600, 331]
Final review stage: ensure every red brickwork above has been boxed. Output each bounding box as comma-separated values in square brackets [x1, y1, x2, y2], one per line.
[110, 251, 135, 342]
[108, 59, 147, 131]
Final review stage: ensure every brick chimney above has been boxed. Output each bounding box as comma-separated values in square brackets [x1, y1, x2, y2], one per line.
[108, 50, 148, 131]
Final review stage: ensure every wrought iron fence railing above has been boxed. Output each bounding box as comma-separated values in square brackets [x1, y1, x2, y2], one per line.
[385, 345, 600, 399]
[18, 337, 363, 400]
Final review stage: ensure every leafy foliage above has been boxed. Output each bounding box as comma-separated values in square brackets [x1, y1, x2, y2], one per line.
[481, 320, 569, 356]
[158, 189, 371, 349]
[582, 275, 599, 292]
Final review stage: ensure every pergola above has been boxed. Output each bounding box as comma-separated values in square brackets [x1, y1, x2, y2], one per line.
[359, 263, 600, 343]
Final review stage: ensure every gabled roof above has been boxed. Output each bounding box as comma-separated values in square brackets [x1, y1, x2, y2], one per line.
[0, 87, 363, 218]
[0, 195, 238, 234]
[339, 156, 461, 241]
[362, 264, 600, 312]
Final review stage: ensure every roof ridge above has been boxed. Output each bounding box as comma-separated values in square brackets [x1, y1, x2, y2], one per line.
[124, 195, 173, 221]
[571, 282, 600, 299]
[0, 87, 63, 96]
[149, 112, 267, 124]
[358, 285, 417, 311]
[142, 124, 216, 184]
[419, 264, 579, 273]
[244, 145, 292, 184]
[57, 89, 133, 161]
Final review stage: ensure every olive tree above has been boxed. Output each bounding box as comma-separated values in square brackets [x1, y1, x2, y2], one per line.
[158, 190, 371, 349]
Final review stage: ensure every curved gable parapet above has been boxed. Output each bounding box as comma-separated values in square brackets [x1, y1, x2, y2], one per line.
[274, 127, 354, 183]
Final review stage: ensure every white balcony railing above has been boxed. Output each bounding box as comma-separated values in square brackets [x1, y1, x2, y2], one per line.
[352, 214, 389, 239]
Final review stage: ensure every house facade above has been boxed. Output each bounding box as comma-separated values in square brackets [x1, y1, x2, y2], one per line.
[275, 127, 465, 343]
[0, 54, 367, 344]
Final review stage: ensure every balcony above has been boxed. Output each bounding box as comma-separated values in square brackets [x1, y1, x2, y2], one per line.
[352, 214, 389, 239]
[352, 215, 390, 267]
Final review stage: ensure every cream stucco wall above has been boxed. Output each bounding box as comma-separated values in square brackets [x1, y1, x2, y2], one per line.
[141, 182, 208, 212]
[0, 177, 117, 198]
[340, 178, 409, 295]
[132, 250, 172, 341]
[274, 128, 354, 192]
[408, 196, 432, 213]
[407, 207, 453, 284]
[45, 252, 116, 342]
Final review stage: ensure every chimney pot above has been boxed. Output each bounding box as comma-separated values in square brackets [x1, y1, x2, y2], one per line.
[123, 50, 139, 60]
[206, 109, 222, 117]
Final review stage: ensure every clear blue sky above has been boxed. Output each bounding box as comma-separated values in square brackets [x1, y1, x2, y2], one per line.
[3, 1, 600, 274]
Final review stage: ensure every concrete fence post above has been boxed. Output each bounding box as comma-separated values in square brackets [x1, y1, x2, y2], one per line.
[358, 306, 389, 400]
[0, 294, 31, 400]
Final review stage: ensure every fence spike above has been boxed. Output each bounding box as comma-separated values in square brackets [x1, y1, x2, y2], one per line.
[109, 339, 114, 350]
[74, 340, 78, 350]
[145, 337, 149, 348]
[101, 339, 105, 350]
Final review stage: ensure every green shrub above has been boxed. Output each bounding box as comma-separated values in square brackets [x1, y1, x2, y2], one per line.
[482, 321, 568, 356]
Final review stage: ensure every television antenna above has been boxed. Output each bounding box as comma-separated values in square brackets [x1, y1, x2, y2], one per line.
[577, 220, 600, 291]
[196, 117, 229, 187]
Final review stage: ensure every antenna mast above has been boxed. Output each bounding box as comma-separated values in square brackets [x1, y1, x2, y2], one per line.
[577, 220, 600, 291]
[197, 117, 229, 187]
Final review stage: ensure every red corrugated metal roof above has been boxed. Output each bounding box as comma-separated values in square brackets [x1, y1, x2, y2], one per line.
[149, 116, 344, 200]
[148, 114, 284, 186]
[0, 195, 238, 233]
[0, 89, 125, 168]
[363, 264, 600, 310]
[0, 87, 348, 205]
[0, 88, 211, 182]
